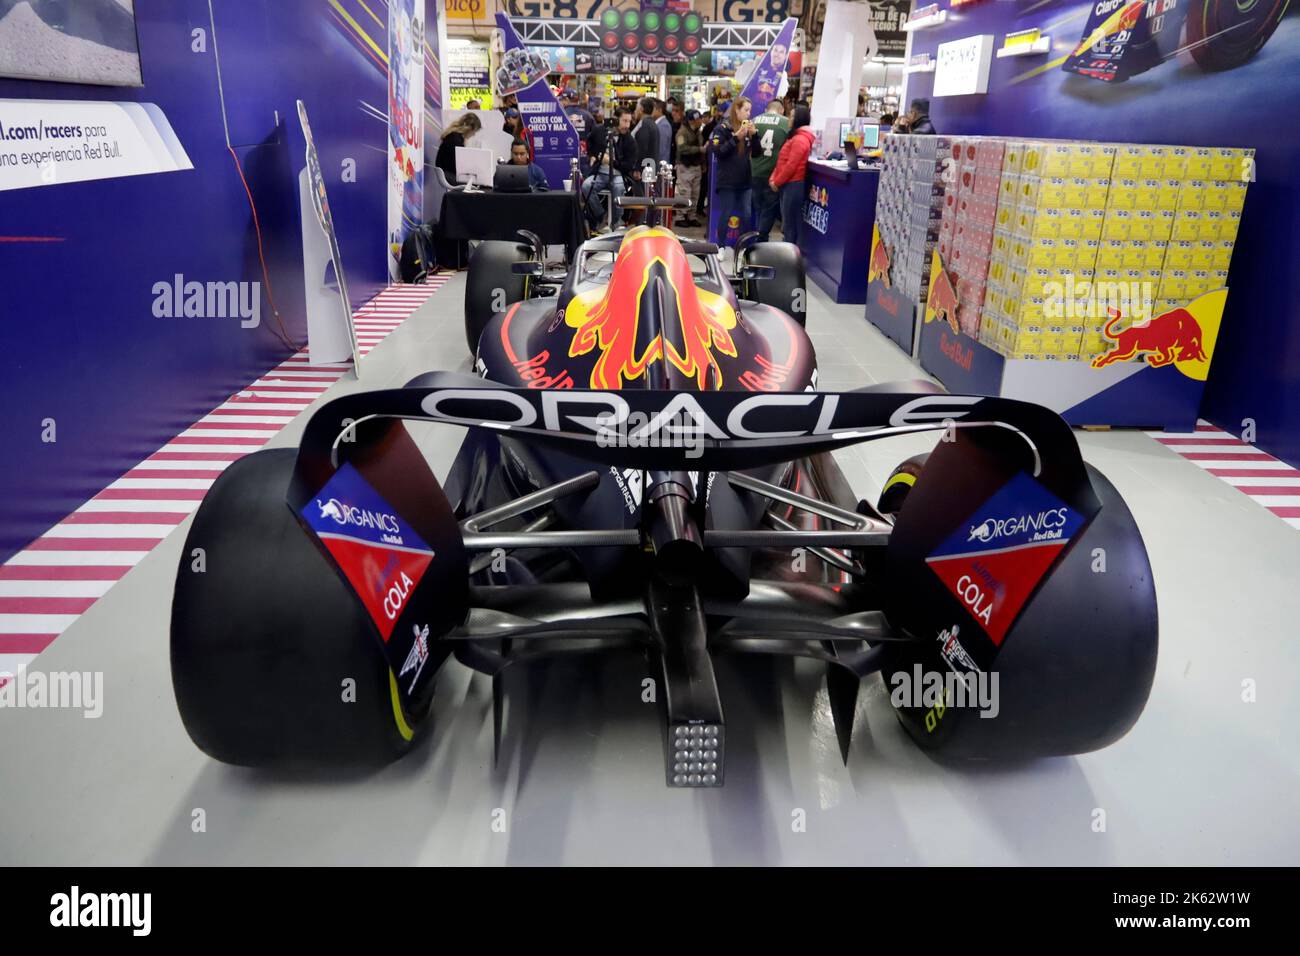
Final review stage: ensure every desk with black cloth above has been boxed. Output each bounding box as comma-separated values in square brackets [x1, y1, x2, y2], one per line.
[438, 189, 585, 257]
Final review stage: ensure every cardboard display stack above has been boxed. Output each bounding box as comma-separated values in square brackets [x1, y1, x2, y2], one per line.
[875, 133, 951, 310]
[875, 135, 1253, 361]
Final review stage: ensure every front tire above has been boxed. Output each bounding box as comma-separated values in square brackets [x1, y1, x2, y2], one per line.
[741, 241, 807, 326]
[1187, 0, 1288, 71]
[465, 240, 533, 355]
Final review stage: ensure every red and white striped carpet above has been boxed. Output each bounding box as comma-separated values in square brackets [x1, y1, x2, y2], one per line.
[0, 279, 449, 683]
[1149, 421, 1300, 531]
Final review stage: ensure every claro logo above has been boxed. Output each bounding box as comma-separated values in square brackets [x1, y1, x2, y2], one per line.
[316, 498, 400, 534]
[968, 508, 1069, 543]
[1094, 0, 1128, 15]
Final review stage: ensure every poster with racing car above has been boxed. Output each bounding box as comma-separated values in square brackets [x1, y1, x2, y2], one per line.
[388, 0, 425, 282]
[494, 11, 580, 189]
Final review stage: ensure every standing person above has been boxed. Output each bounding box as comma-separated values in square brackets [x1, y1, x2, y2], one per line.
[750, 100, 790, 242]
[674, 109, 705, 228]
[669, 100, 684, 167]
[435, 112, 482, 181]
[768, 105, 815, 246]
[894, 97, 936, 134]
[708, 95, 757, 254]
[632, 96, 660, 171]
[583, 109, 635, 231]
[653, 99, 672, 168]
[697, 104, 724, 219]
[561, 87, 597, 175]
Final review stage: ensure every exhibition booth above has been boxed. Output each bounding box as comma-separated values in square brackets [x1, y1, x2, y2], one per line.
[1, 0, 1299, 879]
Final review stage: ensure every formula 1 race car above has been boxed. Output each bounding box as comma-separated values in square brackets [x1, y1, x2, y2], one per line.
[1063, 0, 1289, 81]
[495, 45, 551, 96]
[170, 215, 1158, 787]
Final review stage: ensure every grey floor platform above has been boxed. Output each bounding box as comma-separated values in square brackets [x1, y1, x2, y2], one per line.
[2, 273, 1297, 865]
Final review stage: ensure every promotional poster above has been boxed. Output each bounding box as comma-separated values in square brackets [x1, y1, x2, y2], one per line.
[495, 10, 579, 189]
[708, 16, 797, 245]
[0, 0, 142, 86]
[387, 0, 425, 281]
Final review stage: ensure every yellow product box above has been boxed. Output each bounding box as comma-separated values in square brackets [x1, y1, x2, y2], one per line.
[1185, 147, 1214, 180]
[1031, 207, 1063, 238]
[1027, 237, 1057, 268]
[1107, 179, 1138, 210]
[1003, 141, 1024, 174]
[1128, 209, 1159, 240]
[995, 201, 1017, 230]
[999, 173, 1021, 208]
[1057, 237, 1097, 274]
[990, 231, 1011, 261]
[1152, 179, 1180, 209]
[1200, 182, 1232, 211]
[1212, 268, 1230, 288]
[1020, 141, 1045, 176]
[1010, 236, 1032, 268]
[1185, 269, 1216, 297]
[1004, 265, 1027, 298]
[1084, 179, 1112, 208]
[1162, 146, 1190, 180]
[1199, 238, 1234, 270]
[1079, 207, 1106, 239]
[1151, 208, 1176, 240]
[1019, 175, 1043, 207]
[1208, 147, 1252, 182]
[1111, 145, 1145, 179]
[1094, 239, 1128, 271]
[987, 258, 1008, 286]
[1087, 145, 1117, 179]
[1144, 239, 1169, 269]
[1042, 177, 1071, 207]
[1040, 144, 1077, 177]
[1216, 209, 1242, 241]
[1080, 331, 1109, 359]
[1177, 181, 1209, 210]
[1165, 239, 1196, 270]
[1102, 208, 1132, 240]
[1217, 180, 1248, 213]
[1009, 326, 1046, 356]
[1172, 209, 1201, 240]
[1160, 270, 1188, 300]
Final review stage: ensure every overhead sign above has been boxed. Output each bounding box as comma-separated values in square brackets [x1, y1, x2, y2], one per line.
[870, 0, 910, 58]
[446, 0, 492, 20]
[0, 99, 191, 192]
[933, 34, 995, 96]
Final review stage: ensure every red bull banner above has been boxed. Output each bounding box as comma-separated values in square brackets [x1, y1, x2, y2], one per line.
[495, 12, 580, 189]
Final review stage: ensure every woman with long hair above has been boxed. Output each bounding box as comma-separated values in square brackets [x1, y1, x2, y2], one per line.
[435, 112, 482, 180]
[706, 95, 757, 254]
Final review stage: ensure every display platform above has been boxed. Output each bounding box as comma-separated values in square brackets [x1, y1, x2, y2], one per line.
[798, 161, 879, 304]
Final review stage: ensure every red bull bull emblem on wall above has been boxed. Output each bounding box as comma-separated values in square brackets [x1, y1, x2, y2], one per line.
[868, 225, 892, 288]
[1088, 288, 1226, 381]
[924, 253, 961, 335]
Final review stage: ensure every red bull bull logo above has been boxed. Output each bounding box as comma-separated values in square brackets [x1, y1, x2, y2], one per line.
[868, 234, 892, 288]
[1091, 306, 1208, 369]
[927, 263, 961, 335]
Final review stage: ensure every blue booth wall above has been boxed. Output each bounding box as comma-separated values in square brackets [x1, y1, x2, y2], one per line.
[0, 0, 438, 565]
[905, 3, 1300, 466]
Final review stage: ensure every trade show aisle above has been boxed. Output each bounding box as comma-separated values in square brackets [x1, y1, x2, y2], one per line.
[1, 279, 1296, 866]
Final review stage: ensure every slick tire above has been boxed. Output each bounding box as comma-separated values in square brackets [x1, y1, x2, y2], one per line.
[465, 240, 532, 355]
[742, 241, 807, 326]
[877, 454, 930, 517]
[881, 464, 1158, 758]
[1188, 0, 1288, 72]
[171, 448, 431, 768]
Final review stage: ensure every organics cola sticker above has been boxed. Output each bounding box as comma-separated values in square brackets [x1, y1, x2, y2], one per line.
[301, 463, 435, 642]
[926, 472, 1085, 645]
[0, 99, 192, 192]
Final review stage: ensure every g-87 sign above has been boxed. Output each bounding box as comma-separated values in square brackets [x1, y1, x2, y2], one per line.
[505, 0, 800, 23]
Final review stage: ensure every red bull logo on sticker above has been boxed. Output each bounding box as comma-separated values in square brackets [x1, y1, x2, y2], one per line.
[926, 473, 1086, 645]
[923, 253, 961, 334]
[301, 463, 435, 642]
[868, 226, 892, 287]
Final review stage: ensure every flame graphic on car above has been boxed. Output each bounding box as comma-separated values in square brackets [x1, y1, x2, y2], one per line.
[565, 227, 738, 389]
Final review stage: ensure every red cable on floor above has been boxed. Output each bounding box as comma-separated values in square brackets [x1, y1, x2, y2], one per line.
[228, 145, 302, 352]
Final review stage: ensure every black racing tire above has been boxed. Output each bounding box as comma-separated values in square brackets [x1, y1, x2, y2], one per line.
[742, 241, 807, 326]
[1187, 0, 1288, 71]
[171, 448, 432, 768]
[877, 453, 930, 517]
[465, 240, 533, 355]
[882, 463, 1158, 758]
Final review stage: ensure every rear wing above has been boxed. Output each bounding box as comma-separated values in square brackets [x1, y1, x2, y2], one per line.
[288, 377, 1099, 517]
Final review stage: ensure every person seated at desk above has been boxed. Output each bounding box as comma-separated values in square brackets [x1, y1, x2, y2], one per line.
[436, 112, 482, 181]
[509, 138, 549, 191]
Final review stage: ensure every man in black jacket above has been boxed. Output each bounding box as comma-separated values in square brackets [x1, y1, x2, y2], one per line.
[582, 109, 636, 231]
[632, 96, 660, 178]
